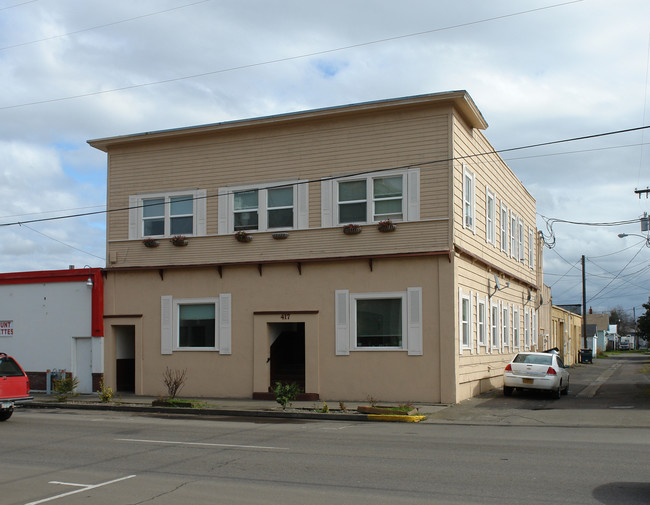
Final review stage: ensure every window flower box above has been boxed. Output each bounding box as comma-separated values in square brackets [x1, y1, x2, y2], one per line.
[343, 224, 362, 235]
[272, 232, 289, 240]
[377, 220, 396, 232]
[170, 235, 188, 247]
[142, 238, 159, 248]
[235, 231, 252, 242]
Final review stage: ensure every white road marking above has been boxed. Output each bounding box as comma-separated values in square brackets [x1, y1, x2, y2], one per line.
[576, 363, 621, 398]
[24, 475, 136, 505]
[116, 438, 289, 450]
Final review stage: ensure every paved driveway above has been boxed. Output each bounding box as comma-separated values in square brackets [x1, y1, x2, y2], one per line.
[425, 353, 650, 427]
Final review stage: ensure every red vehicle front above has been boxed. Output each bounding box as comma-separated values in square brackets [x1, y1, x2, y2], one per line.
[0, 352, 33, 421]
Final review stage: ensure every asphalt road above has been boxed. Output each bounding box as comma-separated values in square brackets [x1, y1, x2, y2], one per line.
[2, 354, 649, 505]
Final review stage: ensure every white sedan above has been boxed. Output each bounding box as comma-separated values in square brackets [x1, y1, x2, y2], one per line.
[503, 351, 570, 399]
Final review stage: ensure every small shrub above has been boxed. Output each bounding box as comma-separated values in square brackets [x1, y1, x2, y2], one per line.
[273, 382, 301, 409]
[320, 401, 329, 413]
[338, 401, 347, 412]
[54, 375, 80, 402]
[367, 395, 378, 407]
[97, 378, 114, 403]
[163, 367, 187, 399]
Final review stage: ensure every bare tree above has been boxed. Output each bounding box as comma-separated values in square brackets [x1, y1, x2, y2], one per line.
[162, 368, 187, 399]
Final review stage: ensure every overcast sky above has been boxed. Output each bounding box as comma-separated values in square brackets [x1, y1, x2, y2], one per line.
[1, 0, 649, 319]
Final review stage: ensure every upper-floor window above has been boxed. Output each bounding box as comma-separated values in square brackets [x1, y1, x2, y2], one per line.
[462, 165, 475, 232]
[500, 203, 509, 254]
[528, 228, 535, 269]
[510, 213, 518, 260]
[339, 175, 402, 223]
[486, 189, 496, 245]
[518, 219, 525, 263]
[321, 168, 420, 227]
[129, 189, 206, 239]
[219, 181, 308, 234]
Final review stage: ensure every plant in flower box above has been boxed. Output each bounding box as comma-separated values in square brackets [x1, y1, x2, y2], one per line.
[343, 224, 362, 235]
[170, 235, 188, 246]
[142, 237, 159, 248]
[377, 219, 396, 232]
[235, 230, 252, 242]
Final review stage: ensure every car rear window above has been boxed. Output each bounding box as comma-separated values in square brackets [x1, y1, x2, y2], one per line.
[513, 354, 552, 365]
[0, 357, 25, 377]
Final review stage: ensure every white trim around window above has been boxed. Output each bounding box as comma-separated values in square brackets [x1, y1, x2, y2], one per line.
[529, 228, 535, 269]
[160, 295, 231, 354]
[513, 305, 520, 350]
[486, 188, 496, 246]
[501, 302, 509, 350]
[129, 189, 207, 239]
[524, 308, 531, 349]
[500, 202, 509, 255]
[217, 180, 308, 234]
[321, 168, 420, 227]
[462, 165, 475, 233]
[459, 287, 473, 354]
[477, 294, 487, 351]
[334, 288, 422, 355]
[518, 218, 525, 263]
[490, 301, 499, 353]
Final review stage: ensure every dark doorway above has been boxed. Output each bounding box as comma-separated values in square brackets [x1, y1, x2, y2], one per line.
[114, 325, 135, 393]
[269, 323, 305, 391]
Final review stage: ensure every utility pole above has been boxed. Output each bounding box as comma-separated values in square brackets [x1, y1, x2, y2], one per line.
[582, 255, 587, 348]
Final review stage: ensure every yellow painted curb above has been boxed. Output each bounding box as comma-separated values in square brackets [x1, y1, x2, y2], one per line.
[367, 414, 427, 423]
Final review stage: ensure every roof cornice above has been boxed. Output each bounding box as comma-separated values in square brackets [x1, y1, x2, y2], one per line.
[87, 90, 488, 152]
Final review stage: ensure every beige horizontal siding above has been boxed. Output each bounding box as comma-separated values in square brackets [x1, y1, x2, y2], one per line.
[107, 106, 453, 242]
[107, 219, 450, 268]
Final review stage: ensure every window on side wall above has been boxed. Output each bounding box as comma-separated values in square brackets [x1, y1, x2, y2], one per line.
[513, 307, 520, 349]
[510, 213, 518, 260]
[478, 298, 486, 346]
[525, 310, 531, 348]
[130, 190, 206, 239]
[462, 165, 475, 231]
[491, 303, 499, 351]
[352, 294, 405, 349]
[518, 219, 525, 263]
[501, 203, 509, 254]
[502, 305, 509, 349]
[460, 291, 472, 352]
[529, 228, 535, 269]
[486, 189, 496, 245]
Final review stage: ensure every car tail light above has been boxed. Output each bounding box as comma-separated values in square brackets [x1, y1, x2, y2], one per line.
[26, 378, 30, 394]
[546, 367, 557, 375]
[505, 364, 512, 372]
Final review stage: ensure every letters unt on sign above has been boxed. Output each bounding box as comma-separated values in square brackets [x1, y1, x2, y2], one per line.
[0, 321, 13, 336]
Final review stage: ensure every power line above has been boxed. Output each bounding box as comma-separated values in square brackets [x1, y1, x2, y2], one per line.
[0, 0, 37, 11]
[0, 0, 213, 52]
[18, 223, 105, 261]
[0, 1, 583, 111]
[2, 124, 649, 228]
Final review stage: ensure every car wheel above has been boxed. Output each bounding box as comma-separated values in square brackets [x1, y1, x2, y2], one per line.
[503, 386, 514, 397]
[561, 382, 569, 395]
[552, 383, 562, 400]
[0, 409, 13, 421]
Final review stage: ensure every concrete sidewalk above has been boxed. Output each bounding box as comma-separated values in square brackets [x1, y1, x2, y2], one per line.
[24, 354, 650, 427]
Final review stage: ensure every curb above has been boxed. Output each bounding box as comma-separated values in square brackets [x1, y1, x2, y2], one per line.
[24, 402, 369, 422]
[367, 414, 428, 423]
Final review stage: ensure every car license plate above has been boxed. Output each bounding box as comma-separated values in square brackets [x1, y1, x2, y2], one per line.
[1, 401, 13, 409]
[522, 378, 534, 385]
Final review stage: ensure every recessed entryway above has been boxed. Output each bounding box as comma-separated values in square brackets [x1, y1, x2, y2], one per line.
[268, 322, 305, 390]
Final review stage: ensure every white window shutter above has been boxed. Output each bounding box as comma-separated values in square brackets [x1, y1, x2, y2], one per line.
[128, 195, 139, 240]
[297, 181, 309, 229]
[219, 293, 232, 355]
[161, 296, 173, 355]
[195, 189, 207, 235]
[217, 188, 228, 235]
[335, 290, 349, 355]
[321, 179, 333, 228]
[407, 169, 420, 221]
[407, 287, 423, 355]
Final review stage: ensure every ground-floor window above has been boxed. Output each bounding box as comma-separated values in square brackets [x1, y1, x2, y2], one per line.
[178, 303, 215, 348]
[160, 295, 231, 354]
[335, 288, 422, 355]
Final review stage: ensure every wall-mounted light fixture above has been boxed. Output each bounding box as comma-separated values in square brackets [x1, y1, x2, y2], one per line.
[84, 265, 93, 287]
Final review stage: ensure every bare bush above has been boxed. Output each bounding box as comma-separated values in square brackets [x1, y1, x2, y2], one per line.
[162, 367, 187, 399]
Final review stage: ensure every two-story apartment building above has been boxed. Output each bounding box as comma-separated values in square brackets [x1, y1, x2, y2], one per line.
[89, 90, 542, 403]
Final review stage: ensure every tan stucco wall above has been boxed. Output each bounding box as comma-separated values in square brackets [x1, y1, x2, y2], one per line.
[551, 306, 582, 366]
[103, 255, 453, 403]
